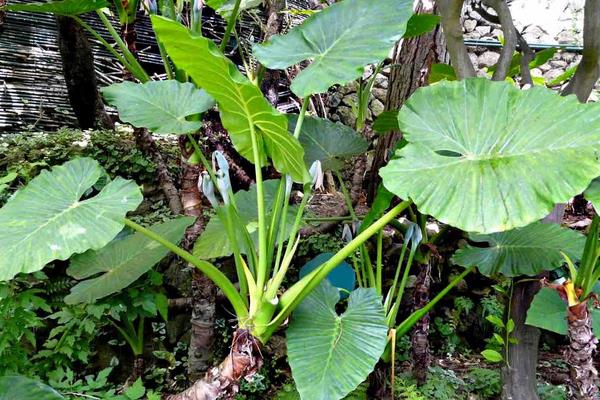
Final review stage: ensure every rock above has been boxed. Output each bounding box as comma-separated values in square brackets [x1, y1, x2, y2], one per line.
[342, 93, 358, 107]
[522, 25, 548, 42]
[329, 113, 340, 123]
[464, 19, 477, 33]
[340, 80, 359, 95]
[561, 52, 577, 63]
[475, 25, 491, 37]
[374, 73, 388, 89]
[491, 28, 503, 39]
[556, 29, 577, 44]
[478, 51, 500, 68]
[370, 98, 385, 117]
[538, 63, 551, 73]
[530, 68, 543, 78]
[543, 68, 564, 81]
[328, 91, 343, 108]
[469, 52, 479, 67]
[336, 106, 355, 127]
[372, 87, 387, 103]
[550, 59, 568, 69]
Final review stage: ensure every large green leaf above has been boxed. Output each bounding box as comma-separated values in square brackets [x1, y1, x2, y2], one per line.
[287, 280, 388, 400]
[0, 376, 64, 400]
[0, 158, 142, 281]
[64, 217, 195, 304]
[253, 0, 413, 97]
[452, 222, 585, 277]
[290, 115, 369, 171]
[102, 81, 214, 135]
[584, 178, 600, 213]
[194, 180, 297, 259]
[152, 16, 308, 183]
[380, 78, 600, 233]
[205, 0, 261, 17]
[6, 0, 108, 15]
[526, 287, 600, 337]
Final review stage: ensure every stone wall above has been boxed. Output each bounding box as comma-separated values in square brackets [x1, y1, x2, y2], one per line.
[327, 0, 590, 126]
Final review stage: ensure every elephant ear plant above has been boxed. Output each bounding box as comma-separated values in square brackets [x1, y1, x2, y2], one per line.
[0, 1, 415, 399]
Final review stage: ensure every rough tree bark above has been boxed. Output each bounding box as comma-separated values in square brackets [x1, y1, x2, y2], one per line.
[566, 302, 600, 399]
[260, 0, 286, 105]
[179, 134, 217, 381]
[56, 16, 113, 129]
[411, 260, 433, 384]
[0, 0, 6, 28]
[164, 330, 262, 400]
[368, 0, 448, 200]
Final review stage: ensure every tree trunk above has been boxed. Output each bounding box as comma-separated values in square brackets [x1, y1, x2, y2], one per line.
[164, 330, 263, 400]
[566, 302, 600, 399]
[0, 0, 6, 28]
[56, 16, 113, 129]
[367, 0, 448, 200]
[260, 0, 286, 106]
[411, 261, 432, 384]
[118, 18, 184, 215]
[501, 280, 541, 400]
[178, 136, 217, 381]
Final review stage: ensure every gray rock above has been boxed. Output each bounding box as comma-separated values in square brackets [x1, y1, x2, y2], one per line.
[475, 25, 491, 37]
[561, 52, 577, 63]
[464, 19, 477, 33]
[372, 87, 387, 103]
[336, 106, 355, 127]
[370, 98, 385, 117]
[478, 51, 500, 68]
[549, 59, 568, 69]
[544, 69, 564, 81]
[556, 30, 576, 44]
[328, 92, 343, 108]
[538, 63, 551, 73]
[374, 73, 388, 89]
[342, 93, 358, 107]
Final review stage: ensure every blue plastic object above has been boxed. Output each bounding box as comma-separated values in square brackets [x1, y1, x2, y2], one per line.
[299, 252, 356, 299]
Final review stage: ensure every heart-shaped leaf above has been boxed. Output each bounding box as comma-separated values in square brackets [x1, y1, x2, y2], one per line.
[290, 115, 368, 171]
[102, 81, 214, 134]
[452, 222, 585, 277]
[152, 16, 308, 183]
[0, 158, 142, 281]
[380, 78, 600, 233]
[585, 178, 600, 213]
[65, 217, 195, 304]
[0, 375, 64, 400]
[6, 0, 108, 15]
[287, 280, 388, 400]
[253, 0, 413, 97]
[205, 0, 261, 17]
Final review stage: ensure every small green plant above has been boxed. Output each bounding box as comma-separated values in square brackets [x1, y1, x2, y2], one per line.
[419, 367, 464, 400]
[465, 368, 501, 399]
[394, 376, 426, 400]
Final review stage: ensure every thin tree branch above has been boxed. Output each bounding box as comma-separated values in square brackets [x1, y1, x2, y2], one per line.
[517, 31, 534, 86]
[482, 0, 517, 81]
[437, 0, 476, 78]
[562, 0, 600, 102]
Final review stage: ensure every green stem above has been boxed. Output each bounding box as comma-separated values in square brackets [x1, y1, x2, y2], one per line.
[73, 16, 131, 70]
[376, 229, 383, 296]
[185, 133, 219, 186]
[122, 218, 248, 319]
[96, 10, 150, 82]
[263, 200, 412, 340]
[249, 123, 268, 295]
[293, 98, 310, 139]
[220, 0, 243, 52]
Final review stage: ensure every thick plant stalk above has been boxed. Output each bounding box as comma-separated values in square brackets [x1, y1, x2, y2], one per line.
[411, 261, 432, 384]
[178, 135, 217, 380]
[566, 302, 600, 399]
[165, 330, 263, 400]
[368, 0, 448, 200]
